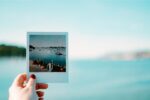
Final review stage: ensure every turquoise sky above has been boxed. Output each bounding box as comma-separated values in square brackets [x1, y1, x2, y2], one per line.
[0, 0, 150, 58]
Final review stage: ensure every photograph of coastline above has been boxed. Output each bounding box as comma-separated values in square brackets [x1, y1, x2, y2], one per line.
[29, 34, 66, 72]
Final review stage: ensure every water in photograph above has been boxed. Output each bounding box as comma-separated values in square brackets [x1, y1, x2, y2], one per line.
[30, 47, 66, 67]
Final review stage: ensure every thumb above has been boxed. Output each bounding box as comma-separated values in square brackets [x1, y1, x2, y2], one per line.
[26, 74, 36, 88]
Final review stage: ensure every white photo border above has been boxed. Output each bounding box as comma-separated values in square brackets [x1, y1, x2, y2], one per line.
[27, 32, 68, 83]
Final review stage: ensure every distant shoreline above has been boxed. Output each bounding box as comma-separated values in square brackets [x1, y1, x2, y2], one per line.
[1, 44, 150, 60]
[0, 44, 26, 57]
[101, 51, 150, 61]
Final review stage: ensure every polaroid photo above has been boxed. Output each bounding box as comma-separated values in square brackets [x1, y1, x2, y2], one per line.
[27, 32, 68, 83]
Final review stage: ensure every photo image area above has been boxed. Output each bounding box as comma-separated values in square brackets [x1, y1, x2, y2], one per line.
[29, 34, 66, 72]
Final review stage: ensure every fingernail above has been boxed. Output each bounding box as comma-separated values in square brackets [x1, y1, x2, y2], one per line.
[30, 74, 36, 79]
[46, 84, 48, 88]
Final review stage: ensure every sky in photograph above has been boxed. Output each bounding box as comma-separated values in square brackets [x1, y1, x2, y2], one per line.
[0, 0, 150, 59]
[30, 34, 66, 47]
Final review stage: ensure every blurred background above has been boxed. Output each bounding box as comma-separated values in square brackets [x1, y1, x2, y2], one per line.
[0, 0, 150, 100]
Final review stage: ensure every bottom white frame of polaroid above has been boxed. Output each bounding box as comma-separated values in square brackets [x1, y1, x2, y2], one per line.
[26, 32, 68, 83]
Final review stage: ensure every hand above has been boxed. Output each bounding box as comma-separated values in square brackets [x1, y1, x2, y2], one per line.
[9, 73, 48, 100]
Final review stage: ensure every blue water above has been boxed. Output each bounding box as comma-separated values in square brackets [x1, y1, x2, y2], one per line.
[0, 58, 150, 100]
[30, 48, 66, 67]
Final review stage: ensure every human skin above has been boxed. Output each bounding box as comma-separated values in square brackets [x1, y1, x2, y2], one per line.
[9, 73, 48, 100]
